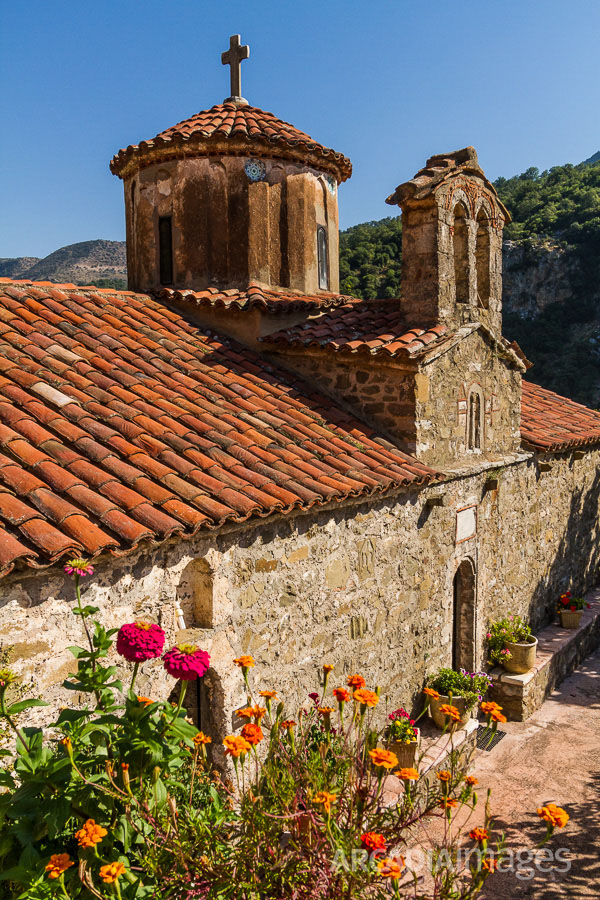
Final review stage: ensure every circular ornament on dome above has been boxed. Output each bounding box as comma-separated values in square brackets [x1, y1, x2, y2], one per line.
[244, 159, 267, 182]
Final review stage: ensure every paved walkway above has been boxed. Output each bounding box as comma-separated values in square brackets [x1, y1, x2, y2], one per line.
[471, 646, 600, 898]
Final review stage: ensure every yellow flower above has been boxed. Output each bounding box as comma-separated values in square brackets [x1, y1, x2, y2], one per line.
[369, 748, 399, 769]
[537, 803, 569, 828]
[439, 798, 459, 809]
[75, 819, 108, 849]
[313, 790, 337, 813]
[323, 664, 334, 673]
[45, 853, 74, 879]
[465, 775, 478, 786]
[436, 770, 452, 782]
[318, 706, 335, 715]
[99, 861, 126, 884]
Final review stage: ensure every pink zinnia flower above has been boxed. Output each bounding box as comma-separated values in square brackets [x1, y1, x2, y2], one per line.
[64, 557, 94, 577]
[116, 622, 165, 663]
[163, 644, 210, 680]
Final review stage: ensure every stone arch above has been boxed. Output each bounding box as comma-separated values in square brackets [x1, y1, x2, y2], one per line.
[467, 384, 484, 451]
[176, 558, 214, 629]
[475, 203, 492, 308]
[452, 557, 476, 671]
[452, 202, 470, 303]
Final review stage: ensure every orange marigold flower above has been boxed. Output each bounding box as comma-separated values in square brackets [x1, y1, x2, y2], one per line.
[313, 790, 337, 813]
[241, 723, 263, 745]
[361, 831, 387, 851]
[136, 696, 153, 706]
[369, 748, 399, 769]
[465, 775, 478, 786]
[377, 856, 405, 879]
[396, 767, 419, 781]
[45, 853, 74, 879]
[353, 688, 379, 708]
[439, 704, 461, 722]
[323, 664, 335, 673]
[223, 735, 252, 758]
[490, 708, 507, 723]
[482, 855, 498, 872]
[436, 770, 452, 782]
[347, 673, 366, 689]
[234, 655, 255, 668]
[439, 798, 459, 809]
[280, 720, 296, 729]
[99, 861, 126, 884]
[59, 737, 72, 751]
[423, 687, 440, 700]
[193, 731, 212, 746]
[251, 705, 266, 720]
[236, 706, 255, 719]
[259, 690, 277, 699]
[469, 827, 489, 844]
[537, 803, 569, 828]
[333, 687, 351, 702]
[75, 819, 108, 849]
[480, 701, 503, 715]
[318, 706, 335, 715]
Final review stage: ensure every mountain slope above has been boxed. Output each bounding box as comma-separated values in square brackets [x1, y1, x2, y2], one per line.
[0, 240, 127, 289]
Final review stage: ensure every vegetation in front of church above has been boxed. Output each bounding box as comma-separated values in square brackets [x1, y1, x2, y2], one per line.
[0, 566, 565, 899]
[340, 158, 600, 405]
[426, 670, 492, 712]
[486, 614, 533, 667]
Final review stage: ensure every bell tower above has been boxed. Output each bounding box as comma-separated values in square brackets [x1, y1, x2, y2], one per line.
[386, 147, 510, 335]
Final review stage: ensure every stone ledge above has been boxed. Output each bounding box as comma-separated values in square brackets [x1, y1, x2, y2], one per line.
[489, 588, 600, 721]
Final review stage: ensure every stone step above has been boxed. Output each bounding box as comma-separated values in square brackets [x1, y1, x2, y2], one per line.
[489, 588, 600, 721]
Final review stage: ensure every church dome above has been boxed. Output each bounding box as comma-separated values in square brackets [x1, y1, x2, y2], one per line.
[110, 102, 352, 183]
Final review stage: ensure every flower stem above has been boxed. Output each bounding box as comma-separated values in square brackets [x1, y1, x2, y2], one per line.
[129, 662, 140, 693]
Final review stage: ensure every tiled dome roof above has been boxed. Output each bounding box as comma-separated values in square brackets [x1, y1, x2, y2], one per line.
[110, 102, 352, 182]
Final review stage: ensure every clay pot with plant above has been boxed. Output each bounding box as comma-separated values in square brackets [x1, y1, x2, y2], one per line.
[384, 708, 420, 766]
[425, 668, 492, 730]
[487, 614, 537, 674]
[556, 591, 590, 629]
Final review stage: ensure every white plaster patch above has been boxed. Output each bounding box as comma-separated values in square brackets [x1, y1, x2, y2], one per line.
[456, 505, 477, 543]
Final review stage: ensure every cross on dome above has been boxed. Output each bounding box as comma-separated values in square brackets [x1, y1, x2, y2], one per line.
[222, 34, 250, 105]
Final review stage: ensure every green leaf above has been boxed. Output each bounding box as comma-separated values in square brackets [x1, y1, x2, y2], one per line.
[5, 699, 48, 716]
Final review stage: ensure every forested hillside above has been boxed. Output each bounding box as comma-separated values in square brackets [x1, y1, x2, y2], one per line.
[339, 158, 600, 405]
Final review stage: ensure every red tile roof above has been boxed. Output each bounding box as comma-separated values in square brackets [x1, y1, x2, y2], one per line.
[0, 278, 439, 578]
[161, 283, 354, 314]
[110, 102, 352, 183]
[263, 300, 449, 357]
[521, 381, 600, 451]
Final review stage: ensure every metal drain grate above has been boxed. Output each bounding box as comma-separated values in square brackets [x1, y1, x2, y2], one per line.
[476, 726, 507, 751]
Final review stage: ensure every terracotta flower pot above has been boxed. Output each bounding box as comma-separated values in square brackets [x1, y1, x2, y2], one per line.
[387, 733, 420, 768]
[429, 694, 471, 730]
[560, 609, 582, 629]
[502, 636, 537, 674]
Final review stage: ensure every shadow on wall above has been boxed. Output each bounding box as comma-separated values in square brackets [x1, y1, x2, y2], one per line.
[528, 462, 600, 629]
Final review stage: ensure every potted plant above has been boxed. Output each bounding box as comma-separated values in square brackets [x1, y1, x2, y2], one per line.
[426, 668, 492, 730]
[385, 708, 420, 766]
[487, 614, 537, 674]
[556, 591, 589, 629]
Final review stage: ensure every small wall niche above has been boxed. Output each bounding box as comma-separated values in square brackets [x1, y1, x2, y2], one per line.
[176, 558, 214, 628]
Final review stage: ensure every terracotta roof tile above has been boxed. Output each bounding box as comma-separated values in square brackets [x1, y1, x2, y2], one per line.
[161, 283, 353, 314]
[0, 278, 442, 576]
[521, 381, 600, 451]
[110, 102, 352, 183]
[262, 300, 449, 357]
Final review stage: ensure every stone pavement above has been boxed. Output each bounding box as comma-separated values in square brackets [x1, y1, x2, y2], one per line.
[472, 646, 600, 898]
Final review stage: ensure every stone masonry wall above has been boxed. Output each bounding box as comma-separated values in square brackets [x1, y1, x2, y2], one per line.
[1, 448, 599, 764]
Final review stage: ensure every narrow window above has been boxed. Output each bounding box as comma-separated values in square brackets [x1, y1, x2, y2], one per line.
[453, 204, 469, 303]
[317, 226, 329, 290]
[158, 215, 173, 285]
[467, 390, 482, 450]
[475, 209, 491, 307]
[130, 181, 136, 230]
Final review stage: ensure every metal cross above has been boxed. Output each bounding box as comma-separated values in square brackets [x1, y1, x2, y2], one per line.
[221, 34, 250, 102]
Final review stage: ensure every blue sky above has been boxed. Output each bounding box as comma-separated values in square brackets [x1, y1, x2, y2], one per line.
[1, 0, 599, 258]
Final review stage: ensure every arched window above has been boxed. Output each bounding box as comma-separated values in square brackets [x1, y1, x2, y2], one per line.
[317, 226, 329, 290]
[475, 209, 491, 307]
[176, 558, 214, 628]
[467, 388, 483, 450]
[158, 215, 173, 285]
[453, 204, 469, 303]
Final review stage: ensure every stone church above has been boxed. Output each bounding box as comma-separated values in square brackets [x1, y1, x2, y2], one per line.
[1, 39, 599, 749]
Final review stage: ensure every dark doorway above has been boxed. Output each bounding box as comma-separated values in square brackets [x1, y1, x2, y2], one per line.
[452, 559, 476, 671]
